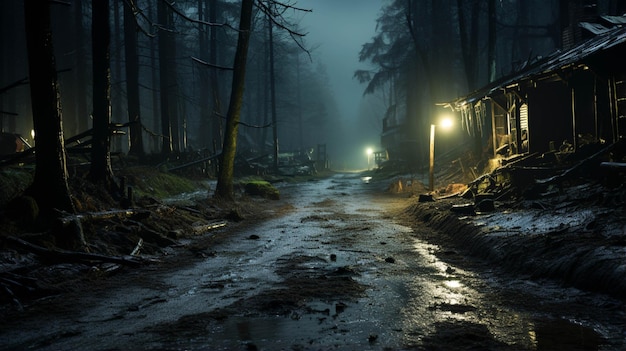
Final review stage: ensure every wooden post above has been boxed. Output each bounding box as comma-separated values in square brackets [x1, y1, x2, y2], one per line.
[429, 124, 435, 191]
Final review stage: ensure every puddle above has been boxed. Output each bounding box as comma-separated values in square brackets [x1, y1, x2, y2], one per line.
[531, 318, 604, 350]
[2, 174, 624, 351]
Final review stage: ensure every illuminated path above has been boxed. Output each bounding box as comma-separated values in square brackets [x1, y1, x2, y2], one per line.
[1, 173, 624, 350]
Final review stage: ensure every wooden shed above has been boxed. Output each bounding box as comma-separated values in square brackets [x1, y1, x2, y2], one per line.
[444, 26, 626, 164]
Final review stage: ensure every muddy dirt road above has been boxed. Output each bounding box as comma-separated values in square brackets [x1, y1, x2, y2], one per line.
[1, 173, 625, 350]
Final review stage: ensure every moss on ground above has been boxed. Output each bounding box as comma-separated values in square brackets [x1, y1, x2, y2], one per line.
[242, 180, 280, 200]
[121, 166, 204, 199]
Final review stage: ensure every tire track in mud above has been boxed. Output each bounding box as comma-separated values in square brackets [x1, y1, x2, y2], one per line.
[144, 174, 411, 350]
[2, 174, 624, 350]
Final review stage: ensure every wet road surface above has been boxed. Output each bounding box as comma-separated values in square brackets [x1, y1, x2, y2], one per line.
[1, 173, 625, 350]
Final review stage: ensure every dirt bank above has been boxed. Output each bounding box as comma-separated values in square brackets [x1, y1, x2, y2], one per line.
[402, 196, 626, 300]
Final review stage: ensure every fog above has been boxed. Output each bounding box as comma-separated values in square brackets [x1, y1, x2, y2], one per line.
[298, 0, 384, 170]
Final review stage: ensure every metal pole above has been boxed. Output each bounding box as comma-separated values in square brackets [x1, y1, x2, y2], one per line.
[429, 124, 435, 191]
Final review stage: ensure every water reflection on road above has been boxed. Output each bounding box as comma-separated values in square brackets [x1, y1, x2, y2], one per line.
[1, 173, 624, 350]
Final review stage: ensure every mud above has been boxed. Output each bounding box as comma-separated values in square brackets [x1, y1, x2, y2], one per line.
[404, 194, 626, 299]
[0, 173, 624, 350]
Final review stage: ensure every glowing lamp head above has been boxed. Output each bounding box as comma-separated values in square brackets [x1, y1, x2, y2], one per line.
[439, 116, 453, 130]
[366, 147, 373, 156]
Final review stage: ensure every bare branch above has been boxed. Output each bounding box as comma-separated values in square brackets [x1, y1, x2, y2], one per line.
[255, 1, 308, 38]
[255, 0, 311, 58]
[265, 0, 312, 13]
[191, 56, 234, 71]
[215, 112, 272, 129]
[0, 78, 29, 95]
[121, 0, 157, 37]
[161, 0, 237, 31]
[238, 120, 273, 129]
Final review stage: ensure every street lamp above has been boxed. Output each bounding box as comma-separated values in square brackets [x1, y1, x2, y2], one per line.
[429, 116, 453, 191]
[366, 147, 373, 170]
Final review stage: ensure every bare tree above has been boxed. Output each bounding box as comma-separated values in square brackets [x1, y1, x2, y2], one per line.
[267, 2, 279, 173]
[209, 0, 224, 150]
[90, 0, 117, 191]
[23, 0, 75, 219]
[214, 0, 254, 199]
[157, 0, 179, 155]
[457, 0, 481, 91]
[124, 0, 144, 156]
[488, 0, 497, 82]
[214, 0, 308, 199]
[73, 1, 89, 135]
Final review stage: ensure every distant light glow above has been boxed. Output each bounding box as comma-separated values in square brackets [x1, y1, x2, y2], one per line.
[365, 147, 374, 170]
[439, 116, 453, 130]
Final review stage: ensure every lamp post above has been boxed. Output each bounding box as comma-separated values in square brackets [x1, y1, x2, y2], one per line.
[366, 147, 373, 170]
[429, 117, 453, 192]
[429, 124, 436, 191]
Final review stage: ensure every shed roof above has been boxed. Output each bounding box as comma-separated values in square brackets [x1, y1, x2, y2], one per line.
[601, 15, 626, 25]
[444, 25, 626, 110]
[580, 21, 611, 35]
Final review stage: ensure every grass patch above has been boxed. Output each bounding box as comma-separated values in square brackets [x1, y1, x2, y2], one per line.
[242, 180, 280, 200]
[122, 166, 203, 199]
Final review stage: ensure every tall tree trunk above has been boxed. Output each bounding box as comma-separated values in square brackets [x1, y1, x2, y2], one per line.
[457, 0, 480, 91]
[1, 0, 17, 134]
[488, 0, 497, 82]
[406, 0, 434, 166]
[74, 1, 88, 135]
[268, 5, 279, 173]
[149, 3, 160, 154]
[157, 0, 171, 155]
[296, 52, 303, 150]
[261, 16, 270, 153]
[91, 0, 116, 190]
[209, 0, 223, 150]
[457, 0, 482, 158]
[198, 0, 210, 149]
[124, 0, 144, 156]
[112, 0, 123, 152]
[23, 0, 75, 217]
[214, 0, 254, 199]
[514, 0, 531, 65]
[254, 44, 264, 147]
[157, 1, 178, 155]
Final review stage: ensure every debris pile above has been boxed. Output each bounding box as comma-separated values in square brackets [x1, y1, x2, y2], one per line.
[427, 139, 626, 215]
[408, 139, 626, 299]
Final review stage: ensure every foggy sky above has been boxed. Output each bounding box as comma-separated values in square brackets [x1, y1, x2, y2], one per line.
[297, 0, 382, 122]
[297, 1, 383, 169]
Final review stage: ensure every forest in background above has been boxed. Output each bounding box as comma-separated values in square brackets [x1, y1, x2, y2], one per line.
[0, 0, 343, 162]
[2, 0, 626, 175]
[357, 0, 626, 165]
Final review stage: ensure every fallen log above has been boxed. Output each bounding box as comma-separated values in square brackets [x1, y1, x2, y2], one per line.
[56, 209, 151, 227]
[4, 236, 149, 267]
[191, 220, 227, 234]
